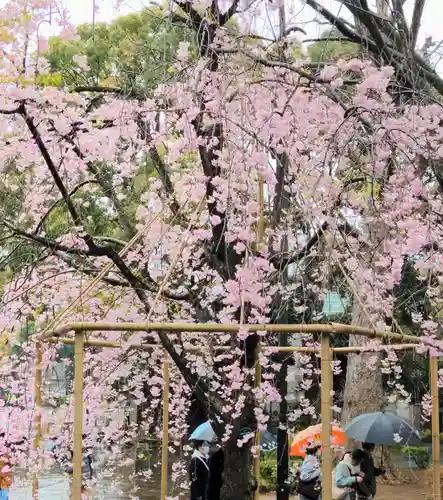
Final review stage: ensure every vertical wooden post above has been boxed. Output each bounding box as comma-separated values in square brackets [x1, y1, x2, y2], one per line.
[160, 354, 170, 500]
[253, 341, 262, 500]
[321, 333, 332, 500]
[430, 354, 441, 500]
[253, 174, 264, 499]
[32, 341, 42, 499]
[72, 331, 85, 500]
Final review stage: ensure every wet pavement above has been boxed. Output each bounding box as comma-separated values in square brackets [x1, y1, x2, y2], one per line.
[9, 468, 161, 499]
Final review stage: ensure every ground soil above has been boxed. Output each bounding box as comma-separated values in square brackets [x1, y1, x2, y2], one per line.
[260, 469, 429, 500]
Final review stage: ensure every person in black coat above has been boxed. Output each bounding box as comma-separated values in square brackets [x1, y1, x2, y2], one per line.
[357, 442, 385, 499]
[206, 444, 224, 500]
[189, 440, 209, 500]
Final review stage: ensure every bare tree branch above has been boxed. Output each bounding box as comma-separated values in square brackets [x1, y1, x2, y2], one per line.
[410, 0, 425, 50]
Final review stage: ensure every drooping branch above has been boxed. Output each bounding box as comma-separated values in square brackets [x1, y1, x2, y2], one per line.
[54, 252, 191, 300]
[135, 114, 182, 218]
[48, 118, 137, 239]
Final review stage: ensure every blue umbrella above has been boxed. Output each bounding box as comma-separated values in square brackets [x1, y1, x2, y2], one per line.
[189, 421, 217, 442]
[344, 411, 421, 446]
[190, 421, 278, 451]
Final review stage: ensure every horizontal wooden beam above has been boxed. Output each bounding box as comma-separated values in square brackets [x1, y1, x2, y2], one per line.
[48, 337, 419, 354]
[40, 321, 420, 344]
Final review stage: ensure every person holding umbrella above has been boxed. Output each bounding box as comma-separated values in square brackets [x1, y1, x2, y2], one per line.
[343, 411, 420, 499]
[189, 440, 210, 500]
[206, 443, 224, 500]
[356, 443, 385, 500]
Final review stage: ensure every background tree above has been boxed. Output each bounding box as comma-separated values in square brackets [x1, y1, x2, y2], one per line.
[40, 7, 196, 94]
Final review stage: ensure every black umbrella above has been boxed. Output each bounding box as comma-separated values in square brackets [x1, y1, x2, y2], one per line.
[344, 411, 421, 446]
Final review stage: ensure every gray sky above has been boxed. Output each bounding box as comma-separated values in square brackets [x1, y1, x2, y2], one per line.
[53, 0, 442, 44]
[0, 0, 440, 69]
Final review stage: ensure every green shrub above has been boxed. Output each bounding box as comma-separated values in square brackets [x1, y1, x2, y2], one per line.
[402, 446, 431, 468]
[259, 452, 304, 492]
[260, 456, 277, 491]
[420, 429, 443, 441]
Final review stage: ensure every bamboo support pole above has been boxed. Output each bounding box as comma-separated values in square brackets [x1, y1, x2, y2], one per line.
[160, 353, 170, 500]
[321, 333, 332, 500]
[41, 325, 421, 500]
[32, 342, 42, 499]
[72, 331, 85, 500]
[44, 321, 420, 343]
[430, 354, 441, 500]
[253, 341, 261, 500]
[253, 174, 265, 499]
[48, 337, 419, 354]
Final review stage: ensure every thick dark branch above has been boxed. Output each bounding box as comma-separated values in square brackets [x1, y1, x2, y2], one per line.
[18, 103, 105, 255]
[34, 180, 99, 234]
[73, 86, 144, 100]
[410, 0, 425, 50]
[219, 0, 239, 25]
[0, 106, 22, 115]
[2, 221, 93, 256]
[173, 0, 203, 31]
[305, 0, 376, 49]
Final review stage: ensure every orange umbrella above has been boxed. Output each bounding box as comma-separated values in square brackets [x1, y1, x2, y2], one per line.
[290, 424, 345, 457]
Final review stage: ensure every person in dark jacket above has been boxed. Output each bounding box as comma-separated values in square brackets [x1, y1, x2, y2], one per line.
[206, 443, 224, 500]
[357, 443, 385, 499]
[189, 440, 209, 500]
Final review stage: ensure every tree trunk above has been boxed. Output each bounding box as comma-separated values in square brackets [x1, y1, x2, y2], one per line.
[341, 304, 384, 426]
[220, 440, 253, 500]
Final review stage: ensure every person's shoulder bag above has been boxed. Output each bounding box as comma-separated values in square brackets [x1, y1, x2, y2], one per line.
[293, 470, 321, 500]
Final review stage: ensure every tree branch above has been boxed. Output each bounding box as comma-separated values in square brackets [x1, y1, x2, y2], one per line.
[34, 180, 100, 234]
[135, 114, 181, 218]
[48, 118, 137, 239]
[1, 220, 93, 256]
[219, 0, 240, 25]
[54, 252, 190, 300]
[73, 86, 141, 98]
[410, 0, 425, 49]
[0, 106, 22, 115]
[17, 103, 106, 255]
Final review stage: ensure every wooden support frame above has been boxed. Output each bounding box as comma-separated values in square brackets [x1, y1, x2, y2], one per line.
[321, 333, 332, 500]
[32, 341, 42, 499]
[253, 340, 262, 500]
[161, 353, 170, 500]
[430, 354, 441, 500]
[72, 331, 85, 500]
[37, 322, 430, 500]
